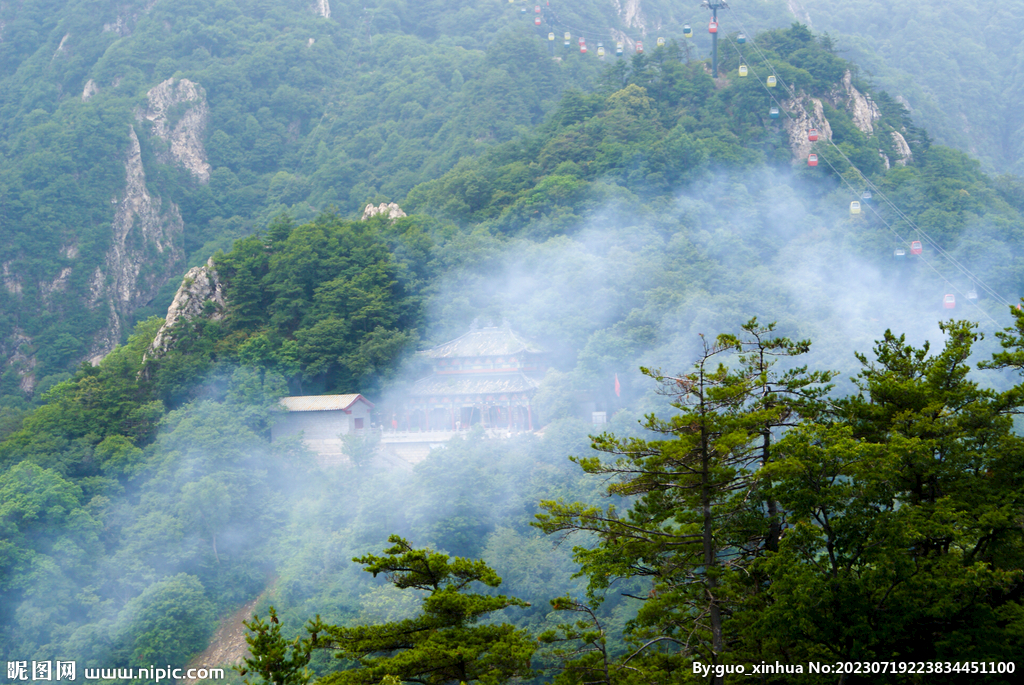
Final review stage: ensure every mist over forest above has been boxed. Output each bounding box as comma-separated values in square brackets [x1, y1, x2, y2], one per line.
[2, 1, 1024, 684]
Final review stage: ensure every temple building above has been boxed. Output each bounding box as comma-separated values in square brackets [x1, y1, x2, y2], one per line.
[395, 326, 545, 433]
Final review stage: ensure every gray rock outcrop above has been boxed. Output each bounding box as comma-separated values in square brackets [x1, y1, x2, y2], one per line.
[362, 202, 407, 221]
[783, 94, 833, 162]
[314, 0, 331, 18]
[82, 79, 99, 101]
[613, 0, 646, 33]
[137, 78, 212, 183]
[831, 70, 881, 135]
[147, 258, 225, 359]
[891, 131, 913, 166]
[89, 126, 185, 363]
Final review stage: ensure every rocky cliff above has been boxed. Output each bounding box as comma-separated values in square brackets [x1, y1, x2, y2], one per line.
[782, 70, 912, 168]
[137, 78, 212, 183]
[146, 258, 225, 359]
[88, 126, 186, 363]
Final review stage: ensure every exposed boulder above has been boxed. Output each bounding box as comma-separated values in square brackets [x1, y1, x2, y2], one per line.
[613, 0, 646, 33]
[147, 258, 225, 359]
[82, 79, 99, 101]
[830, 70, 881, 135]
[2, 262, 21, 295]
[362, 202, 407, 221]
[891, 131, 913, 166]
[137, 78, 212, 182]
[4, 330, 35, 394]
[783, 94, 833, 162]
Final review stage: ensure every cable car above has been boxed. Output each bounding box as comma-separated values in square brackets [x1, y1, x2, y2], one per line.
[967, 287, 978, 301]
[862, 190, 872, 201]
[683, 25, 693, 38]
[911, 240, 923, 254]
[808, 153, 818, 166]
[534, 16, 541, 25]
[808, 128, 818, 142]
[598, 45, 605, 57]
[738, 64, 748, 77]
[657, 37, 665, 47]
[534, 5, 540, 12]
[548, 32, 555, 41]
[616, 41, 624, 55]
[636, 41, 643, 53]
[709, 21, 718, 34]
[767, 75, 777, 87]
[579, 38, 587, 53]
[737, 32, 747, 44]
[850, 201, 861, 215]
[944, 294, 956, 309]
[769, 106, 779, 119]
[565, 31, 571, 47]
[521, 7, 527, 12]
[894, 248, 906, 259]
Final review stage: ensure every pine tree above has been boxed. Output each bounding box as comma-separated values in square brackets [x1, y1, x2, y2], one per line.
[241, 536, 536, 685]
[535, 320, 831, 681]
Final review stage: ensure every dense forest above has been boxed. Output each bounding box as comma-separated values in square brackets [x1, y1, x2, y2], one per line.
[2, 0, 1024, 683]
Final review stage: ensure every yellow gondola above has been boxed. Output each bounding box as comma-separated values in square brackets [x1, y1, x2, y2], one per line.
[767, 75, 777, 87]
[738, 64, 748, 77]
[850, 201, 861, 215]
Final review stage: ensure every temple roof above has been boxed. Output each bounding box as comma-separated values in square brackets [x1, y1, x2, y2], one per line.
[419, 326, 543, 359]
[408, 372, 540, 397]
[279, 394, 375, 412]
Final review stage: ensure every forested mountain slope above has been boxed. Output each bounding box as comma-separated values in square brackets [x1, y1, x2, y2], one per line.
[4, 11, 1024, 677]
[0, 0, 606, 400]
[3, 0, 1016, 405]
[784, 0, 1024, 175]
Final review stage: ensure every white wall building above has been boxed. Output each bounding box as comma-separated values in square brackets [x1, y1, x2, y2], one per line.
[271, 394, 374, 465]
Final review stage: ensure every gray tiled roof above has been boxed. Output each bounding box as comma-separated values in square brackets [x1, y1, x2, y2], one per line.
[419, 327, 543, 358]
[279, 394, 374, 411]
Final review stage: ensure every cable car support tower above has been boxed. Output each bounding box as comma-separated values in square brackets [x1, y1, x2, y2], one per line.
[703, 0, 728, 77]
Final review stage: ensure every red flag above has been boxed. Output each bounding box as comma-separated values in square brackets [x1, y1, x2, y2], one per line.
[614, 374, 621, 397]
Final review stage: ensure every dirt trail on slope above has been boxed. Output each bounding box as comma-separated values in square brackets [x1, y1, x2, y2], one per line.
[183, 595, 261, 683]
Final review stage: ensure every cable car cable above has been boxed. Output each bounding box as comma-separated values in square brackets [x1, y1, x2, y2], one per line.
[721, 33, 1014, 317]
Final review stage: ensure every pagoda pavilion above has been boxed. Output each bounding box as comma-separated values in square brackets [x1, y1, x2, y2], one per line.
[396, 326, 545, 433]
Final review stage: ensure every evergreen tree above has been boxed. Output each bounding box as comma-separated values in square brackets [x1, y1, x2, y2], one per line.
[536, 321, 832, 680]
[242, 536, 536, 685]
[746, 321, 1024, 672]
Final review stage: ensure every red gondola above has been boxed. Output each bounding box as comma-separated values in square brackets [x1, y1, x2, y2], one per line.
[943, 294, 956, 309]
[808, 154, 818, 167]
[709, 21, 718, 34]
[808, 128, 819, 142]
[636, 41, 643, 53]
[911, 240, 923, 255]
[534, 16, 541, 25]
[534, 5, 541, 12]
